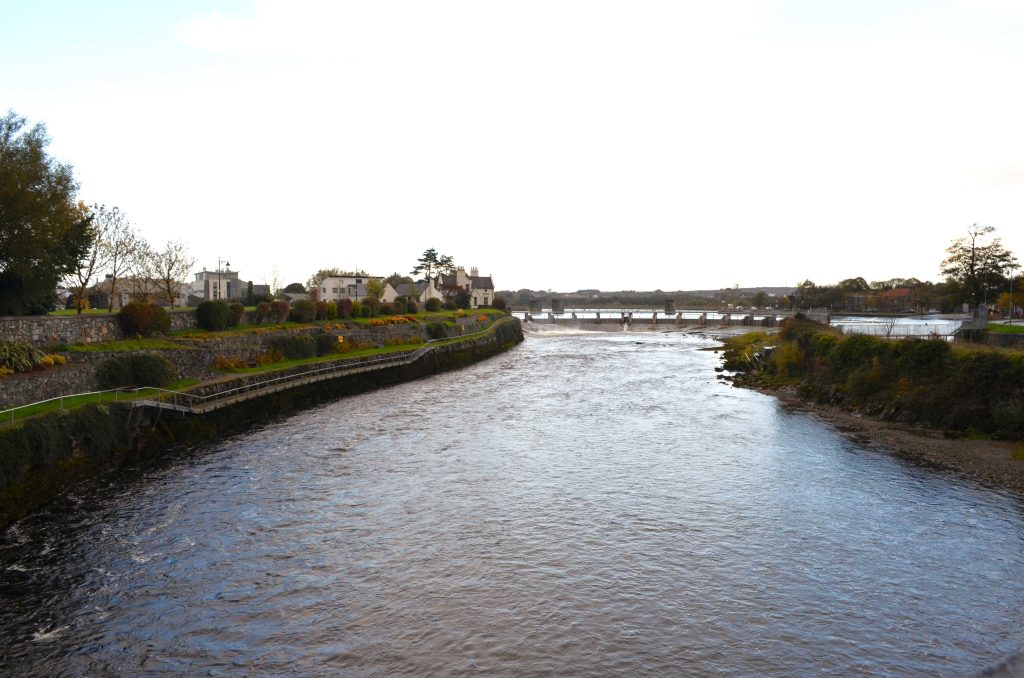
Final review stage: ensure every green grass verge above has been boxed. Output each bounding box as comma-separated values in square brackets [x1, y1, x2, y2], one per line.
[47, 308, 115, 316]
[222, 343, 425, 375]
[63, 338, 185, 352]
[988, 323, 1024, 334]
[0, 379, 198, 425]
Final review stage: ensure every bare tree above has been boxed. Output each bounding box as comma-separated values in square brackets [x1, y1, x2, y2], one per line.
[126, 240, 156, 303]
[151, 240, 195, 309]
[65, 204, 110, 313]
[881, 314, 899, 339]
[266, 265, 282, 298]
[98, 206, 143, 311]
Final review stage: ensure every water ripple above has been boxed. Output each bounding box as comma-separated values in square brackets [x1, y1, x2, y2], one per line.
[2, 332, 1024, 676]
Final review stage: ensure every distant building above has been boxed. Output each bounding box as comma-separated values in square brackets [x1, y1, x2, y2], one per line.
[437, 266, 494, 308]
[318, 274, 386, 302]
[93, 276, 189, 308]
[192, 268, 243, 301]
[382, 280, 444, 305]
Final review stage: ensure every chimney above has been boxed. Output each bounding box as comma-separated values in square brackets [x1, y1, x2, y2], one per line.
[470, 266, 479, 276]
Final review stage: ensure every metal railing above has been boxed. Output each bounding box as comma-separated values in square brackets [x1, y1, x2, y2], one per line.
[1, 316, 516, 422]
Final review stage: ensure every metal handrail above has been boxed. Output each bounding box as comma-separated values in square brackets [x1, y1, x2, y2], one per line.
[0, 386, 171, 423]
[1, 316, 516, 421]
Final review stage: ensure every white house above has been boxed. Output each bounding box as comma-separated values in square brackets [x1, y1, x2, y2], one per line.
[437, 266, 495, 308]
[318, 274, 380, 302]
[381, 279, 443, 305]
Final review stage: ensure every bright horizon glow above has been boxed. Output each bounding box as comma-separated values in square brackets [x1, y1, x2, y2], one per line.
[3, 1, 1023, 292]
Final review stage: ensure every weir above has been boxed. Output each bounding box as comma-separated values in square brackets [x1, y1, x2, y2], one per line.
[517, 308, 834, 330]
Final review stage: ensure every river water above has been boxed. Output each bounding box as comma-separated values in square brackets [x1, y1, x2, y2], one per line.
[3, 329, 1024, 676]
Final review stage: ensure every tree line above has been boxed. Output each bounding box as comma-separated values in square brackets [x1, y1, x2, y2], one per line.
[0, 111, 195, 315]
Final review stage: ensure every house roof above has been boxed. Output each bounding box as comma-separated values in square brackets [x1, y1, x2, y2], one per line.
[470, 276, 493, 290]
[437, 274, 494, 291]
[394, 282, 425, 297]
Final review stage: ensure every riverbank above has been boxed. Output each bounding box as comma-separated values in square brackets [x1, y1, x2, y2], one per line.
[749, 384, 1024, 495]
[0, 319, 523, 528]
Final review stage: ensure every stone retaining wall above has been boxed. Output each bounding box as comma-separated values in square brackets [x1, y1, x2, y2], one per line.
[0, 319, 492, 409]
[0, 310, 207, 346]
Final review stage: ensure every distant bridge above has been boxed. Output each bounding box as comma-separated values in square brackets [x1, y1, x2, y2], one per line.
[516, 309, 830, 328]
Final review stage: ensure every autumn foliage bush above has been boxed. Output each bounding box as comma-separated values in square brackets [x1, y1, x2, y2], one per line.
[118, 303, 170, 337]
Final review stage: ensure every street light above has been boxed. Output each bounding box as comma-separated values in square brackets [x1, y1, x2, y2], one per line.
[1010, 264, 1017, 325]
[217, 257, 230, 300]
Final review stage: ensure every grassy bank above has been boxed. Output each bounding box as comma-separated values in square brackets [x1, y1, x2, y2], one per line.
[721, 317, 1024, 438]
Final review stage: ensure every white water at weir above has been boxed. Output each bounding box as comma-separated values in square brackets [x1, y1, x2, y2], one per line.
[1, 331, 1022, 676]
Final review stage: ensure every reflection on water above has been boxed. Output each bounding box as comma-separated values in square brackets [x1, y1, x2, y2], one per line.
[2, 330, 1023, 676]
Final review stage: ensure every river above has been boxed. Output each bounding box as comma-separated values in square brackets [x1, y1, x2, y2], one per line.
[2, 329, 1024, 675]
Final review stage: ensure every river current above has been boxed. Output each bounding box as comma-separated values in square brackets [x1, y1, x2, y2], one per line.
[2, 329, 1024, 676]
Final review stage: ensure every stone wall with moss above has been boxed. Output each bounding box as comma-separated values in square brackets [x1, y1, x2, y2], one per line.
[0, 319, 493, 409]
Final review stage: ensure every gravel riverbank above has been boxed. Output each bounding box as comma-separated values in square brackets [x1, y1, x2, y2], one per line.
[762, 384, 1024, 496]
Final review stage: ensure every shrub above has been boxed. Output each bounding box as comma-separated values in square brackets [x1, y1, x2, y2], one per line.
[351, 301, 363, 318]
[96, 354, 175, 388]
[392, 298, 407, 314]
[993, 399, 1024, 436]
[227, 301, 245, 327]
[289, 299, 317, 323]
[267, 334, 316, 360]
[0, 341, 44, 372]
[118, 303, 171, 337]
[426, 322, 448, 339]
[255, 302, 272, 324]
[492, 296, 508, 311]
[196, 300, 230, 331]
[893, 339, 950, 380]
[405, 299, 417, 314]
[316, 301, 329, 321]
[425, 297, 442, 312]
[257, 348, 284, 365]
[771, 342, 805, 377]
[315, 333, 342, 355]
[271, 300, 290, 323]
[360, 304, 372, 318]
[214, 355, 249, 370]
[442, 300, 457, 311]
[454, 291, 471, 309]
[66, 294, 90, 311]
[845, 357, 888, 403]
[379, 303, 396, 316]
[325, 302, 338, 320]
[337, 298, 354, 319]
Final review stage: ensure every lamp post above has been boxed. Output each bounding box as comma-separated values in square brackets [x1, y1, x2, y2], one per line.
[1010, 264, 1017, 325]
[217, 257, 230, 301]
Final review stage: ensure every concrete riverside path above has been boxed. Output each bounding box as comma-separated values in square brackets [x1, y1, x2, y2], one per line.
[130, 318, 516, 416]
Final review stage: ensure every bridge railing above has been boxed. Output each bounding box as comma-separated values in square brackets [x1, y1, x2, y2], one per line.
[1, 316, 517, 421]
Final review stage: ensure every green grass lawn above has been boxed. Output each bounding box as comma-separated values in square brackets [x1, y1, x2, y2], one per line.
[63, 338, 185, 352]
[47, 308, 115, 316]
[988, 323, 1024, 334]
[223, 343, 424, 375]
[0, 379, 198, 425]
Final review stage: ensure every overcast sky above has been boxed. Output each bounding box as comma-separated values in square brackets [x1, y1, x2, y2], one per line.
[4, 0, 1023, 292]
